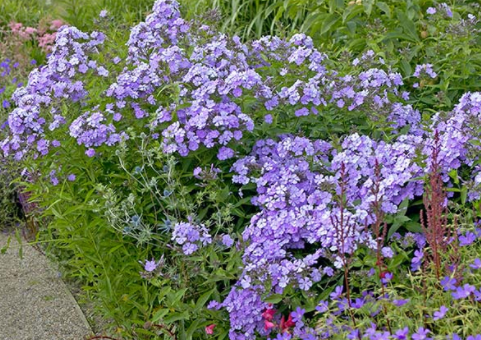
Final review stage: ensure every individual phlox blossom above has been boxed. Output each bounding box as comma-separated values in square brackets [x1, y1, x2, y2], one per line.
[172, 221, 212, 255]
[141, 258, 158, 272]
[221, 234, 234, 247]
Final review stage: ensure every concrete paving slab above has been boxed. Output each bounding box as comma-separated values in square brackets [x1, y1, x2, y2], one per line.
[0, 232, 93, 340]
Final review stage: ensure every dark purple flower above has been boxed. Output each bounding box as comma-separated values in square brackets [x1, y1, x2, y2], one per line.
[467, 335, 481, 340]
[291, 307, 305, 322]
[412, 327, 431, 340]
[316, 300, 328, 313]
[330, 286, 343, 300]
[433, 305, 448, 321]
[393, 327, 409, 340]
[392, 299, 409, 307]
[440, 276, 457, 291]
[452, 284, 476, 300]
[471, 258, 481, 270]
[459, 231, 477, 246]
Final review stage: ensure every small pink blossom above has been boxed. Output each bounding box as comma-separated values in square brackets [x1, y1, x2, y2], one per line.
[205, 324, 215, 335]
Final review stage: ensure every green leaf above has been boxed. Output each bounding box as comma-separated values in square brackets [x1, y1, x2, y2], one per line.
[152, 309, 169, 323]
[461, 186, 468, 205]
[376, 2, 391, 18]
[363, 0, 374, 16]
[195, 289, 215, 311]
[164, 311, 190, 323]
[186, 320, 201, 340]
[405, 221, 423, 233]
[397, 11, 419, 41]
[400, 59, 412, 77]
[263, 294, 283, 304]
[320, 13, 340, 35]
[342, 3, 364, 23]
[0, 236, 11, 254]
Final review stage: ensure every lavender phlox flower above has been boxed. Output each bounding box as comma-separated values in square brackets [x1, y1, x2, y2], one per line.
[473, 289, 481, 302]
[141, 258, 158, 272]
[427, 7, 437, 15]
[221, 234, 234, 247]
[172, 221, 211, 255]
[351, 297, 365, 309]
[381, 272, 393, 284]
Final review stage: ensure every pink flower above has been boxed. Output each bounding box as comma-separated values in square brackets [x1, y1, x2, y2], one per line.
[264, 320, 275, 331]
[8, 22, 23, 32]
[280, 314, 296, 332]
[205, 324, 215, 335]
[38, 33, 57, 52]
[261, 307, 276, 321]
[50, 19, 63, 30]
[25, 27, 37, 35]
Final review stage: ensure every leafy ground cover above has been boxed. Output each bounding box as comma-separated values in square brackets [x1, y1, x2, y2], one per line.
[2, 0, 481, 339]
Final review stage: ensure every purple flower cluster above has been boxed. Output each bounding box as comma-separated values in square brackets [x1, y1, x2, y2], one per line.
[2, 26, 107, 159]
[223, 133, 425, 339]
[69, 109, 127, 155]
[171, 221, 212, 255]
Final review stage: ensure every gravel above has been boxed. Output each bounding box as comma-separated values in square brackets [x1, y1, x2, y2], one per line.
[0, 232, 93, 340]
